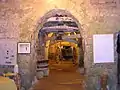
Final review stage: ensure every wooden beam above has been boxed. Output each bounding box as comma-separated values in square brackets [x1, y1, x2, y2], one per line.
[62, 34, 81, 39]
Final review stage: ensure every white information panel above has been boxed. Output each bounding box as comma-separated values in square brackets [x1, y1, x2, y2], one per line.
[93, 34, 114, 63]
[0, 39, 17, 65]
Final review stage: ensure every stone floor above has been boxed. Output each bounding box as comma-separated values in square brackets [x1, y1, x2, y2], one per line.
[30, 61, 85, 90]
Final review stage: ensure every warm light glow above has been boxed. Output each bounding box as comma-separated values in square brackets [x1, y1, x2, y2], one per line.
[48, 33, 53, 37]
[68, 32, 71, 36]
[74, 32, 78, 41]
[46, 0, 68, 8]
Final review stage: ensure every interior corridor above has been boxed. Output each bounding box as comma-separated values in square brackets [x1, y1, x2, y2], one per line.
[31, 10, 85, 90]
[30, 64, 85, 90]
[33, 41, 85, 90]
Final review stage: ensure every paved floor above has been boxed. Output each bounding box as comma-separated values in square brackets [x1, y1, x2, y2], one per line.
[31, 61, 85, 90]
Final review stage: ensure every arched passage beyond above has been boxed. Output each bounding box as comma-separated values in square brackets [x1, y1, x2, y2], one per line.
[35, 9, 84, 77]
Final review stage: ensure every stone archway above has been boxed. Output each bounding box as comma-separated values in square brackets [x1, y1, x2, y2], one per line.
[34, 9, 85, 75]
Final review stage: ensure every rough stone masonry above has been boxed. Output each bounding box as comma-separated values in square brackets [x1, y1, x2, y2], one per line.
[0, 0, 120, 90]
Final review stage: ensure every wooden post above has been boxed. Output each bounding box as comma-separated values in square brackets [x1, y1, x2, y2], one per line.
[14, 74, 21, 90]
[100, 74, 108, 90]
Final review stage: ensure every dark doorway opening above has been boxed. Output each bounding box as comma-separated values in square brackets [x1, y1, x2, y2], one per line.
[61, 46, 73, 60]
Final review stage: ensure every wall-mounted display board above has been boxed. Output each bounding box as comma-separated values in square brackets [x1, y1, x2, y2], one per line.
[18, 42, 30, 54]
[0, 39, 17, 65]
[93, 34, 114, 63]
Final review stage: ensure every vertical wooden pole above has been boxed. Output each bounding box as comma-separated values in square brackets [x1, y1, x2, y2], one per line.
[100, 74, 108, 90]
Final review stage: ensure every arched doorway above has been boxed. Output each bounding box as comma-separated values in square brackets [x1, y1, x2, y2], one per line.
[35, 9, 84, 78]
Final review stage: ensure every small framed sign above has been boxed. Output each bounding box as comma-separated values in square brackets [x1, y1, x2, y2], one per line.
[18, 42, 30, 54]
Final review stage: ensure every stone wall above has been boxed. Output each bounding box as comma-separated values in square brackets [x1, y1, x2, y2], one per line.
[0, 0, 20, 70]
[0, 0, 120, 90]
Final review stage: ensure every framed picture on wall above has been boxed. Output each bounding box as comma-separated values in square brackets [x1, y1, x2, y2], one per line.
[18, 42, 31, 54]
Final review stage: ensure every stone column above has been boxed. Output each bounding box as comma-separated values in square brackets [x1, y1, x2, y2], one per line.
[38, 32, 46, 60]
[84, 36, 117, 90]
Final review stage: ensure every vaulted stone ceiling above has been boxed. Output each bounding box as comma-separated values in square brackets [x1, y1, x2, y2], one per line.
[19, 0, 120, 41]
[20, 0, 87, 41]
[1, 0, 120, 41]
